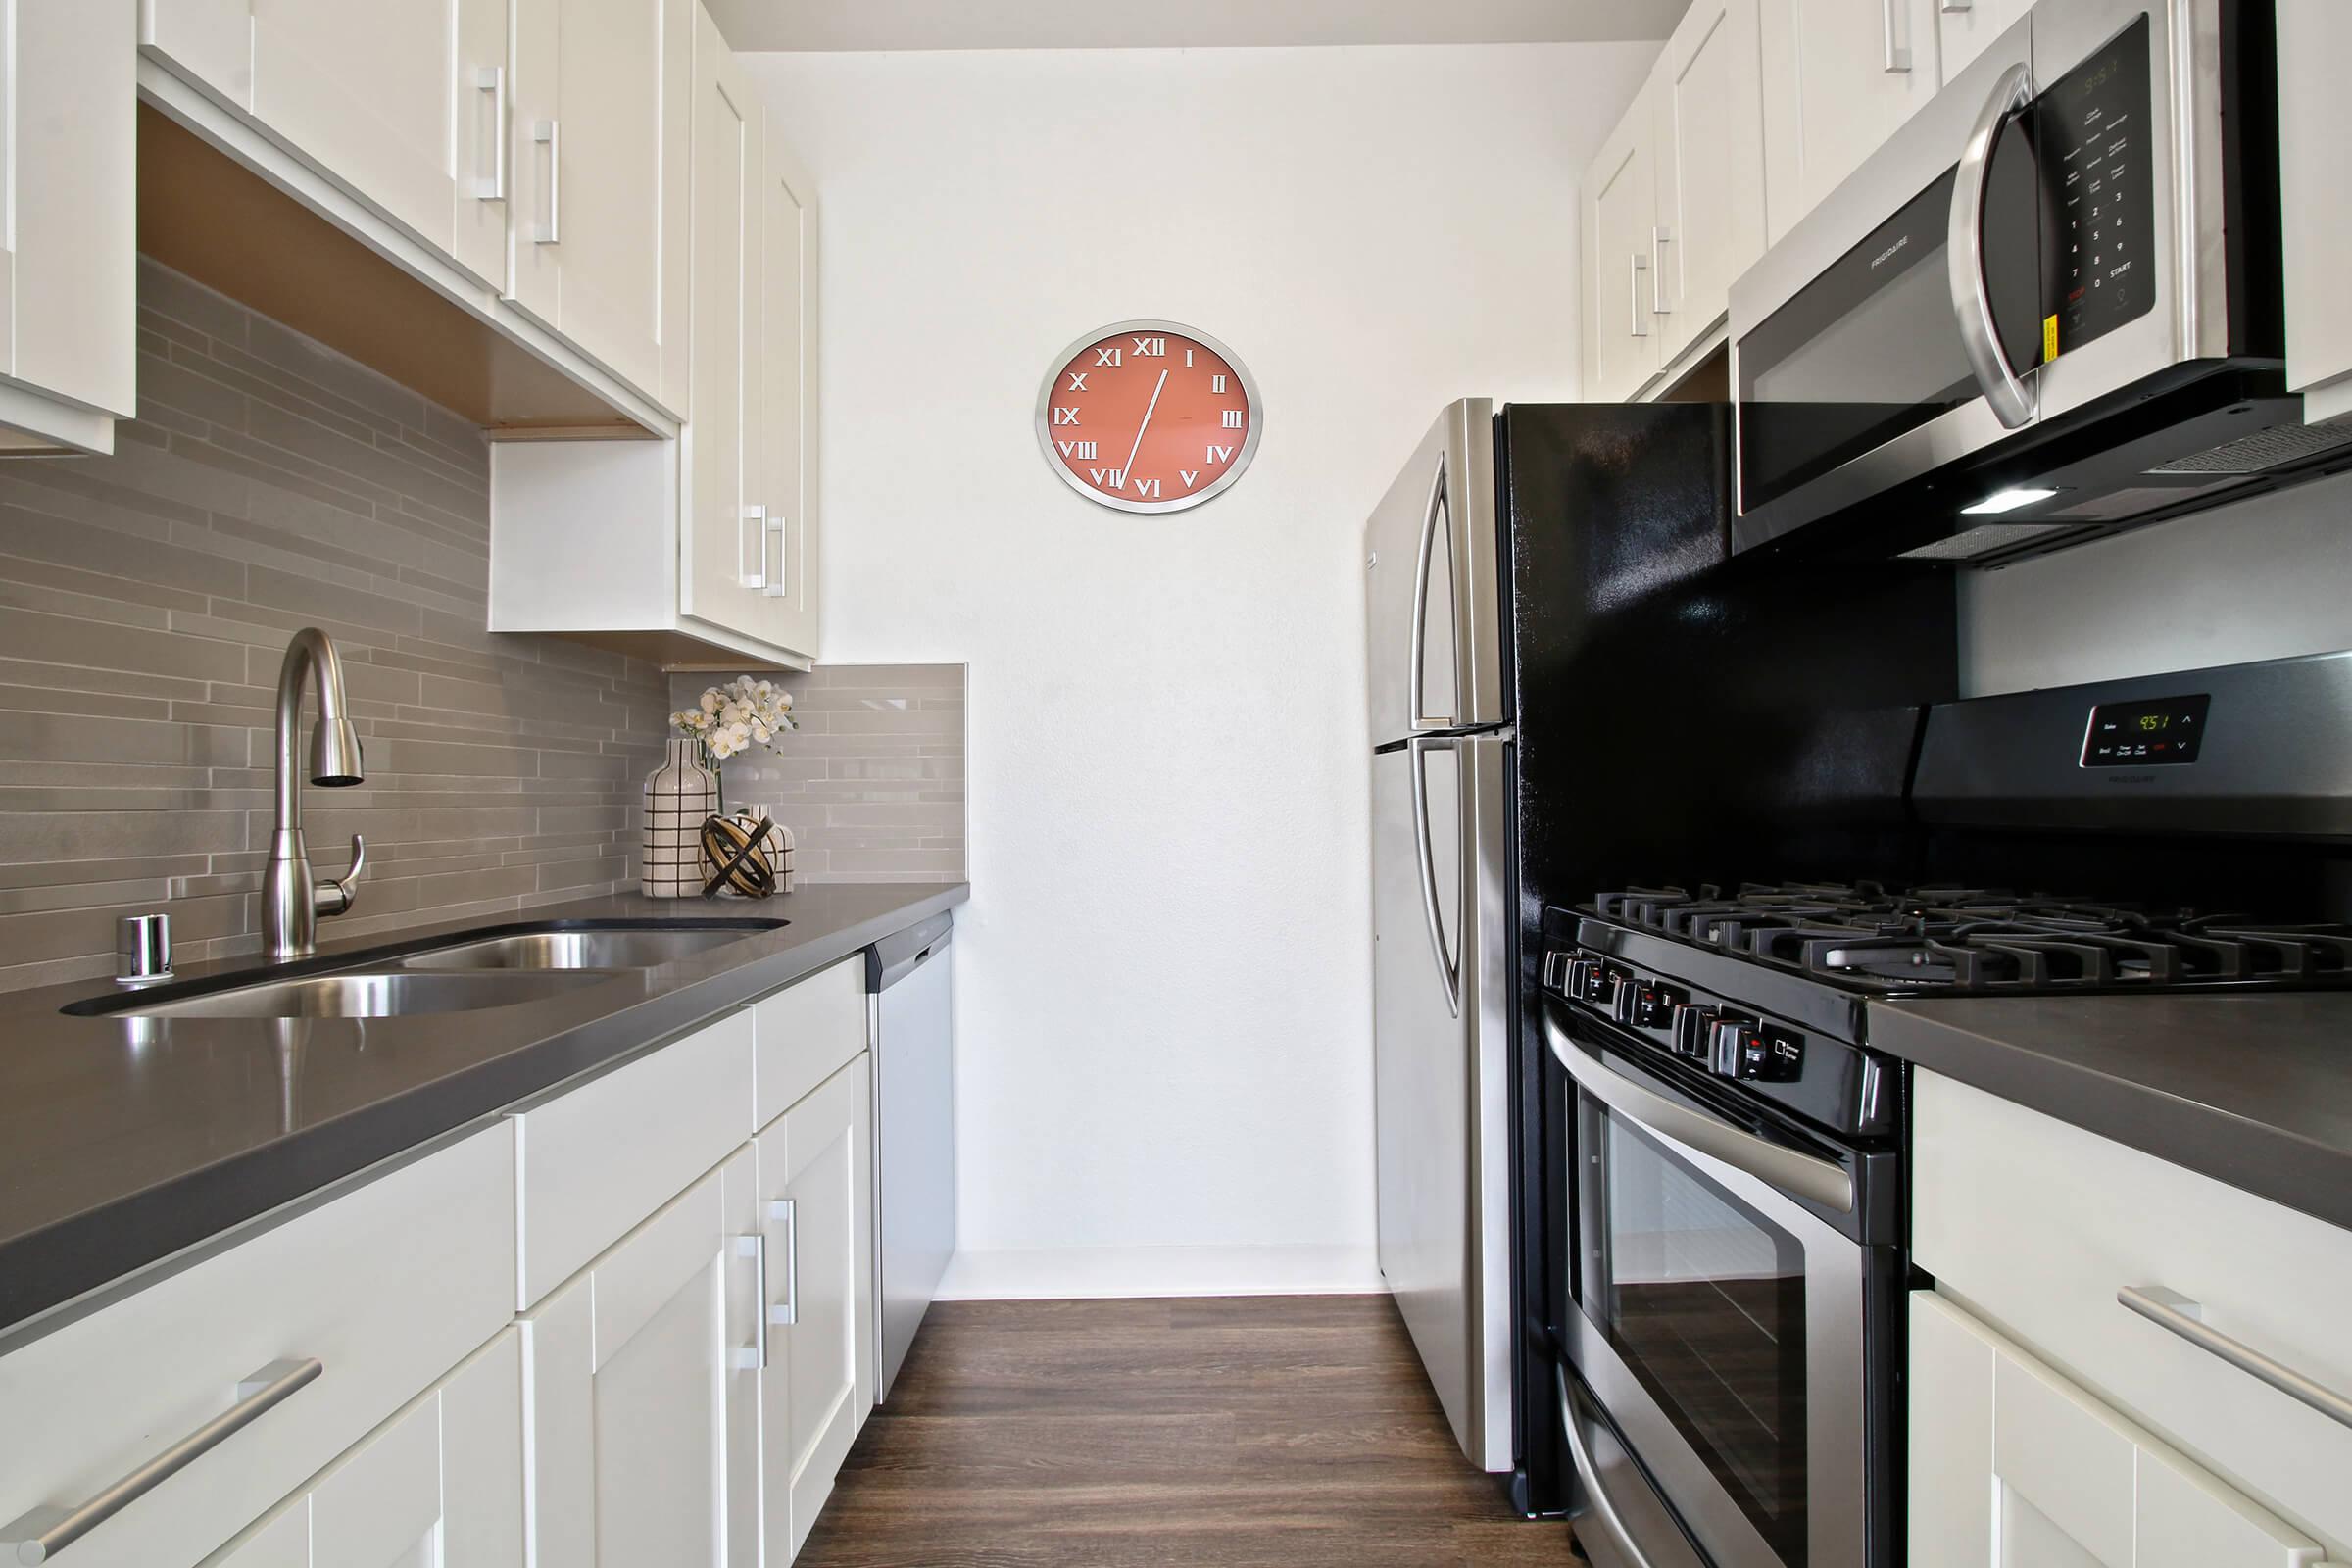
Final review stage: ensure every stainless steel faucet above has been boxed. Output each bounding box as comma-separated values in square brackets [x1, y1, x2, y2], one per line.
[263, 627, 368, 960]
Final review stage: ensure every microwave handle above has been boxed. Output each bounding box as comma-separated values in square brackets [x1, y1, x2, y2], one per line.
[1947, 60, 2038, 429]
[1548, 1013, 1855, 1213]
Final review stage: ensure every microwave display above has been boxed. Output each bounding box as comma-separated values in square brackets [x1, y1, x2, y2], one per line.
[2035, 15, 2154, 359]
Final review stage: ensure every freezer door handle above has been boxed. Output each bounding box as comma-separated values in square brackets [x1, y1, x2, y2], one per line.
[1408, 735, 1462, 1018]
[1407, 452, 1455, 730]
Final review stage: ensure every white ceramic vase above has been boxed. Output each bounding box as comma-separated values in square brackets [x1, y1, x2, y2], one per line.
[642, 738, 718, 898]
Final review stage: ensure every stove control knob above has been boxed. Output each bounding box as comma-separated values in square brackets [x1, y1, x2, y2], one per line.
[1706, 1016, 1761, 1078]
[1564, 957, 1603, 1002]
[1634, 984, 1683, 1030]
[1669, 1003, 1716, 1058]
[1611, 975, 1642, 1026]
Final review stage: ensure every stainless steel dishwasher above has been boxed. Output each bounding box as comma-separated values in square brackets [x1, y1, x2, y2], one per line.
[867, 911, 956, 1400]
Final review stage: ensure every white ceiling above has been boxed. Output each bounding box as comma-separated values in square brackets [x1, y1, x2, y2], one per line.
[706, 0, 1691, 52]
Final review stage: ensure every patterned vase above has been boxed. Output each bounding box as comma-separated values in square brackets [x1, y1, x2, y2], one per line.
[642, 738, 719, 898]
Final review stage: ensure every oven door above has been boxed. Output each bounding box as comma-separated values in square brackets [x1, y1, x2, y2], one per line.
[1548, 1002, 1889, 1568]
[1730, 0, 2194, 554]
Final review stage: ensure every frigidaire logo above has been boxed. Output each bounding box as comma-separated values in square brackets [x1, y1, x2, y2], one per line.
[1872, 234, 1911, 270]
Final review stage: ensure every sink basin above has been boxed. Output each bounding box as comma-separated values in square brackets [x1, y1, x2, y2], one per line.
[101, 970, 609, 1020]
[395, 927, 763, 972]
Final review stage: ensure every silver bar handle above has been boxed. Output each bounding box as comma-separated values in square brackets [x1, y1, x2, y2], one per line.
[475, 66, 507, 201]
[1881, 0, 1912, 71]
[767, 1199, 799, 1328]
[1942, 0, 1973, 10]
[1556, 1364, 1663, 1568]
[1408, 736, 1462, 1020]
[1547, 1015, 1854, 1212]
[740, 504, 768, 590]
[1947, 61, 2037, 429]
[733, 1234, 769, 1370]
[1, 1358, 322, 1563]
[1650, 227, 1673, 316]
[762, 514, 788, 600]
[1406, 454, 1451, 730]
[2118, 1287, 2352, 1432]
[533, 119, 561, 244]
[1628, 253, 1650, 338]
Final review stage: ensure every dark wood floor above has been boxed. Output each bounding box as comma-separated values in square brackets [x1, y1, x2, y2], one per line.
[797, 1295, 1581, 1567]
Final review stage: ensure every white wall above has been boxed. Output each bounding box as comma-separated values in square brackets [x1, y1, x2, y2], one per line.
[748, 42, 1651, 1296]
[1962, 469, 2352, 696]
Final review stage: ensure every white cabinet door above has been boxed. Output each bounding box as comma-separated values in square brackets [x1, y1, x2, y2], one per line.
[510, 0, 692, 414]
[1759, 0, 1940, 242]
[1581, 81, 1662, 404]
[681, 5, 764, 640]
[2278, 1, 2352, 421]
[0, 0, 135, 454]
[248, 0, 508, 288]
[758, 1054, 876, 1563]
[1909, 1292, 2330, 1568]
[1938, 0, 2032, 84]
[756, 122, 819, 659]
[521, 1150, 756, 1568]
[202, 1328, 526, 1568]
[1650, 0, 1768, 364]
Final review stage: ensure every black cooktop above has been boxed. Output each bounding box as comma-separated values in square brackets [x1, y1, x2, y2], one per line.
[1586, 882, 2352, 996]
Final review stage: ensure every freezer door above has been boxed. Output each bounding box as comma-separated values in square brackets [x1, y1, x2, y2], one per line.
[1364, 401, 1504, 741]
[1370, 732, 1514, 1471]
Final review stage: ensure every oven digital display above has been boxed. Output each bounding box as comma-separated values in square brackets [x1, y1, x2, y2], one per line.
[2082, 693, 2209, 766]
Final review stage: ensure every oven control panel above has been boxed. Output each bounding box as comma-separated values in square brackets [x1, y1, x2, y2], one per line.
[1544, 949, 1803, 1085]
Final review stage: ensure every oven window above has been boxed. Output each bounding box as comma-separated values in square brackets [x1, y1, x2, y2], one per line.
[1590, 1110, 1809, 1562]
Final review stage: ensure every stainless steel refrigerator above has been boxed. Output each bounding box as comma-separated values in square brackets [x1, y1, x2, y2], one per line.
[1365, 400, 1515, 1474]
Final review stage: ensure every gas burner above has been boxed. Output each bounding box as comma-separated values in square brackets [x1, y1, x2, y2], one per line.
[1587, 884, 2352, 996]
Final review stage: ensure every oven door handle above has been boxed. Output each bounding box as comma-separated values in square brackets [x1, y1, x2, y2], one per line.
[1549, 1018, 1855, 1214]
[1947, 59, 2038, 430]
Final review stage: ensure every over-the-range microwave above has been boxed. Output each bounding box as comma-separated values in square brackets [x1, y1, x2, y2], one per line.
[1728, 0, 2350, 566]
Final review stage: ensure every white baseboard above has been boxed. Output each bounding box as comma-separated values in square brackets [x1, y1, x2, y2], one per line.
[936, 1243, 1380, 1301]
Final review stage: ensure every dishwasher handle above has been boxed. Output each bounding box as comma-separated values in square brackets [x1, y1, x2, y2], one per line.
[867, 911, 955, 993]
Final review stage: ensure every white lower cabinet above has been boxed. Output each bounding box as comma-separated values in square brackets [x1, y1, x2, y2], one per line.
[520, 1147, 754, 1567]
[758, 1053, 878, 1562]
[1910, 1291, 2332, 1568]
[204, 1328, 526, 1567]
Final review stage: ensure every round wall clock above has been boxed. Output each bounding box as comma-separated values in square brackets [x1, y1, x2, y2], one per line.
[1034, 319, 1262, 514]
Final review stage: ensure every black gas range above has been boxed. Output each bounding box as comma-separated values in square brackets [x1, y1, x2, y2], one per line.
[1540, 652, 2352, 1568]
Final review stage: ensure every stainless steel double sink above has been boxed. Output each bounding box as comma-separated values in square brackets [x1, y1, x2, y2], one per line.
[65, 920, 786, 1021]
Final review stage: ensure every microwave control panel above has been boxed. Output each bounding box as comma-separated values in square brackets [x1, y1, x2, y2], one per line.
[2036, 15, 2154, 360]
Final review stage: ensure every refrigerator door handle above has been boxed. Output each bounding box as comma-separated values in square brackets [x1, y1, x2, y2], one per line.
[1408, 452, 1454, 730]
[1408, 735, 1462, 1018]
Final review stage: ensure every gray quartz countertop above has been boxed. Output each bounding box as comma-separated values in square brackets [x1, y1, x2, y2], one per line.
[1869, 992, 2352, 1232]
[0, 882, 967, 1335]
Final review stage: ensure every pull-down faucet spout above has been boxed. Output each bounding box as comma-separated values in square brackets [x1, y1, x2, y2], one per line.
[263, 627, 368, 960]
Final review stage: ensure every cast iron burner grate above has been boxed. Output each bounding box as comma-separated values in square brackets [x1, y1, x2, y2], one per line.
[1589, 883, 2352, 995]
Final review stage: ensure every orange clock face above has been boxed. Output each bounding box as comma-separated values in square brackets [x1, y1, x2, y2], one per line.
[1036, 321, 1260, 514]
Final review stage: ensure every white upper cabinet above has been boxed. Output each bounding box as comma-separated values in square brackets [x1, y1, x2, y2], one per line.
[142, 1, 509, 291]
[757, 126, 820, 658]
[0, 1, 135, 455]
[1758, 0, 1941, 243]
[1909, 1292, 2332, 1568]
[508, 0, 693, 416]
[682, 5, 765, 640]
[2278, 0, 2352, 422]
[1937, 0, 2033, 84]
[1581, 76, 1663, 404]
[1649, 0, 1769, 365]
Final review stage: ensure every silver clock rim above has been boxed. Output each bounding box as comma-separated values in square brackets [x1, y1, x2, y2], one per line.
[1033, 318, 1265, 514]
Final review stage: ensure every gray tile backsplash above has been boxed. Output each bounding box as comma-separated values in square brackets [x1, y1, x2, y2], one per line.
[0, 260, 673, 993]
[666, 664, 965, 883]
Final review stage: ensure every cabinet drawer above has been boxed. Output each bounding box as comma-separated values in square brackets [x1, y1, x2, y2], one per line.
[513, 1008, 756, 1307]
[0, 1125, 515, 1568]
[1915, 1070, 2352, 1556]
[754, 956, 868, 1132]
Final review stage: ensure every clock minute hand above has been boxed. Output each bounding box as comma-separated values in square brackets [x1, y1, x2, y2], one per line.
[1118, 369, 1170, 492]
